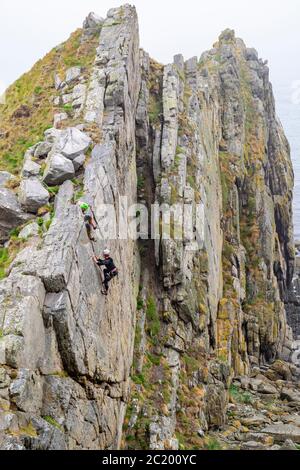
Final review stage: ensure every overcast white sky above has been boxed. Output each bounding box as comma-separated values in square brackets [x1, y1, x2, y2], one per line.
[0, 0, 299, 97]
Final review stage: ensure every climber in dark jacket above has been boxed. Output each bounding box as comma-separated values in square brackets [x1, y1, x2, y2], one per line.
[93, 249, 118, 294]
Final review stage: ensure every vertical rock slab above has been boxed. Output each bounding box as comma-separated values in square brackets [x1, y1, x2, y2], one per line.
[0, 5, 141, 451]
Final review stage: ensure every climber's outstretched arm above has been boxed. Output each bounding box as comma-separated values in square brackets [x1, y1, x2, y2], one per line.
[92, 255, 104, 266]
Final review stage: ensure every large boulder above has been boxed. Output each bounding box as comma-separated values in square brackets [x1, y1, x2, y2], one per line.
[266, 360, 293, 381]
[83, 12, 104, 30]
[262, 423, 300, 444]
[18, 179, 50, 214]
[65, 67, 81, 84]
[281, 387, 300, 403]
[43, 153, 75, 186]
[82, 12, 104, 41]
[0, 188, 31, 241]
[18, 222, 39, 239]
[34, 141, 53, 158]
[72, 84, 87, 109]
[21, 159, 41, 178]
[54, 73, 63, 90]
[257, 382, 278, 395]
[44, 128, 62, 143]
[54, 128, 91, 160]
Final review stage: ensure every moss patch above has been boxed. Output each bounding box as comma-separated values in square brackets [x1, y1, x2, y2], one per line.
[146, 296, 160, 338]
[43, 415, 64, 432]
[0, 237, 27, 280]
[148, 59, 163, 126]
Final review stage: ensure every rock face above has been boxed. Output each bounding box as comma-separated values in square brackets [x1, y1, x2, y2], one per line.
[65, 67, 81, 85]
[18, 222, 39, 239]
[286, 258, 300, 339]
[125, 25, 295, 450]
[262, 424, 300, 444]
[0, 5, 140, 450]
[18, 179, 49, 213]
[53, 128, 91, 160]
[21, 159, 41, 178]
[0, 172, 13, 187]
[43, 153, 75, 186]
[0, 6, 297, 451]
[83, 12, 104, 30]
[0, 188, 31, 241]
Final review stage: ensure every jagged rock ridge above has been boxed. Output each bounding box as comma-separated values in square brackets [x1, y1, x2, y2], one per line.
[0, 5, 299, 450]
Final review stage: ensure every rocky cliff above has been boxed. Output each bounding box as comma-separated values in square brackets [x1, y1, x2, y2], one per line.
[0, 5, 299, 451]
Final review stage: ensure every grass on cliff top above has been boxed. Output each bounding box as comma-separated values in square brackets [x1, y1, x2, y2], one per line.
[0, 29, 99, 175]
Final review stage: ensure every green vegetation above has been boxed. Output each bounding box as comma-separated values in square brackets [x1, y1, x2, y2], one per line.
[137, 175, 145, 191]
[147, 58, 163, 126]
[0, 247, 10, 280]
[170, 182, 178, 206]
[146, 296, 159, 338]
[134, 324, 142, 350]
[137, 297, 144, 310]
[36, 217, 44, 237]
[126, 288, 173, 450]
[204, 437, 223, 450]
[51, 370, 69, 378]
[148, 96, 161, 125]
[146, 352, 161, 366]
[63, 104, 73, 111]
[74, 189, 85, 202]
[34, 86, 43, 95]
[39, 162, 47, 176]
[46, 185, 60, 196]
[0, 28, 99, 174]
[43, 416, 64, 432]
[229, 384, 253, 404]
[0, 234, 29, 279]
[131, 373, 145, 385]
[126, 354, 173, 450]
[182, 354, 199, 373]
[187, 175, 196, 190]
[72, 178, 85, 203]
[173, 149, 183, 170]
[45, 217, 53, 231]
[19, 422, 38, 438]
[102, 21, 122, 28]
[218, 151, 237, 212]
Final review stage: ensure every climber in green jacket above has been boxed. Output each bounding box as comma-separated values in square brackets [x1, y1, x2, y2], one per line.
[80, 201, 97, 242]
